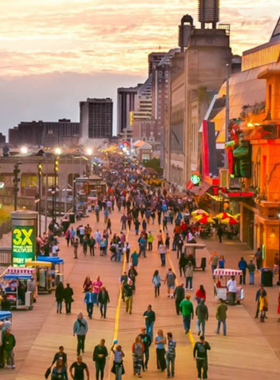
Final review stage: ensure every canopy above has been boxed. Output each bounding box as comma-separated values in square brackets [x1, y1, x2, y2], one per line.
[214, 212, 234, 219]
[221, 217, 239, 225]
[196, 215, 215, 224]
[3, 274, 32, 280]
[0, 311, 12, 321]
[214, 268, 242, 276]
[25, 261, 52, 268]
[7, 266, 35, 275]
[37, 257, 64, 264]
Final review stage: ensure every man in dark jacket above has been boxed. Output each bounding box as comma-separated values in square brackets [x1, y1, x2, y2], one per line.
[2, 329, 16, 369]
[93, 339, 108, 380]
[174, 283, 185, 315]
[195, 299, 209, 336]
[51, 346, 67, 367]
[238, 257, 248, 284]
[63, 283, 74, 314]
[143, 305, 156, 340]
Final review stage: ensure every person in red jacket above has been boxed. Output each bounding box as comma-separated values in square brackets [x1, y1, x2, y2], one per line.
[195, 285, 206, 305]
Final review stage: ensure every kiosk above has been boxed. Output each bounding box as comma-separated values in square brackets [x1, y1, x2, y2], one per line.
[2, 274, 33, 310]
[213, 268, 244, 303]
[25, 261, 52, 294]
[183, 243, 207, 270]
[37, 257, 64, 288]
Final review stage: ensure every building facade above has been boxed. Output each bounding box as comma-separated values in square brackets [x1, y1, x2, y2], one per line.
[80, 98, 113, 142]
[117, 86, 141, 135]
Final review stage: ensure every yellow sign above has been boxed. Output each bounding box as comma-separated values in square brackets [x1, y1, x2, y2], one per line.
[12, 226, 35, 266]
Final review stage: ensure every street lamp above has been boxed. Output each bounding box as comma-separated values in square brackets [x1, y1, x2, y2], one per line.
[86, 148, 93, 156]
[54, 147, 62, 156]
[277, 207, 280, 286]
[86, 148, 93, 175]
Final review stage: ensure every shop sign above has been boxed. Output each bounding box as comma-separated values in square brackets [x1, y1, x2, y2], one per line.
[227, 191, 254, 198]
[12, 225, 35, 267]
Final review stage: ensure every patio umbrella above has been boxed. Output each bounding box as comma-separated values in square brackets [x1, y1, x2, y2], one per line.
[192, 209, 209, 217]
[196, 215, 215, 224]
[233, 213, 241, 221]
[221, 217, 239, 225]
[214, 212, 234, 220]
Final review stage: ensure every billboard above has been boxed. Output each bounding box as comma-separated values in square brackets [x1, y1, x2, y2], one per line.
[12, 225, 35, 266]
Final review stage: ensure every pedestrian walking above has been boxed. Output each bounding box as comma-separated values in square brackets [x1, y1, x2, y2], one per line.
[139, 327, 151, 370]
[98, 286, 110, 318]
[107, 218, 112, 234]
[185, 261, 194, 290]
[259, 290, 268, 322]
[124, 242, 130, 263]
[208, 252, 219, 274]
[70, 356, 90, 380]
[143, 305, 156, 340]
[121, 214, 127, 230]
[2, 328, 16, 369]
[84, 288, 95, 319]
[217, 225, 223, 243]
[174, 283, 185, 315]
[55, 281, 64, 314]
[83, 276, 92, 293]
[195, 285, 206, 304]
[155, 329, 166, 372]
[193, 335, 211, 380]
[238, 257, 248, 285]
[111, 343, 125, 380]
[227, 276, 237, 305]
[131, 250, 140, 267]
[254, 247, 262, 270]
[152, 270, 161, 297]
[93, 276, 103, 306]
[219, 255, 225, 269]
[51, 358, 68, 379]
[93, 339, 108, 380]
[164, 268, 176, 298]
[132, 336, 145, 378]
[157, 230, 163, 248]
[196, 299, 208, 336]
[124, 279, 135, 314]
[180, 295, 194, 334]
[63, 283, 74, 314]
[73, 238, 79, 259]
[165, 233, 170, 249]
[254, 285, 264, 318]
[128, 266, 138, 288]
[176, 236, 184, 259]
[89, 236, 96, 256]
[158, 244, 167, 267]
[73, 313, 88, 355]
[147, 231, 154, 251]
[51, 346, 67, 367]
[248, 260, 256, 284]
[134, 219, 140, 235]
[166, 332, 176, 378]
[215, 298, 227, 335]
[178, 255, 187, 277]
[82, 237, 88, 255]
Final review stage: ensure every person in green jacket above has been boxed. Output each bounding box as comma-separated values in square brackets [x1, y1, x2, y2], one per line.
[147, 232, 154, 251]
[216, 298, 228, 336]
[179, 295, 194, 334]
[2, 329, 16, 369]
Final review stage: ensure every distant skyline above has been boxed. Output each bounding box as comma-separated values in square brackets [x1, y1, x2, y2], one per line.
[0, 0, 279, 138]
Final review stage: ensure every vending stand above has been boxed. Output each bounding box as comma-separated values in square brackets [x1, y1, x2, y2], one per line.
[25, 261, 52, 294]
[37, 257, 64, 288]
[2, 274, 33, 310]
[213, 268, 244, 303]
[0, 311, 12, 322]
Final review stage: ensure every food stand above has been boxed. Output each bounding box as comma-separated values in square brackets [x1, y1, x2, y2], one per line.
[2, 274, 33, 310]
[183, 243, 207, 270]
[0, 311, 12, 322]
[213, 268, 244, 303]
[37, 257, 64, 288]
[25, 261, 52, 294]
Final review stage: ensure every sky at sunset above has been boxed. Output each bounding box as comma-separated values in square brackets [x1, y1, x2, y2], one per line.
[0, 0, 279, 138]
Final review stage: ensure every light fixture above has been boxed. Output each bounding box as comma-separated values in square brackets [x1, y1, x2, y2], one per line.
[20, 146, 28, 154]
[54, 147, 62, 155]
[86, 148, 93, 155]
[247, 123, 254, 128]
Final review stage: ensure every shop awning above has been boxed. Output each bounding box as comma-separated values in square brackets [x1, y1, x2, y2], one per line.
[190, 181, 212, 197]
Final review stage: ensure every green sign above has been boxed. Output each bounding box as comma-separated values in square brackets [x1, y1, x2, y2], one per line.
[191, 174, 200, 185]
[12, 225, 35, 266]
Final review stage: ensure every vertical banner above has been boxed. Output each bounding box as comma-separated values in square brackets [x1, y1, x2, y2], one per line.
[12, 225, 35, 266]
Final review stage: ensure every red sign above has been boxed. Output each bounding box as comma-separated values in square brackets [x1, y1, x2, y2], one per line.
[227, 192, 254, 198]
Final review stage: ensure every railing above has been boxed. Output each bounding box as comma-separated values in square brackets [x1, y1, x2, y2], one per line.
[0, 247, 12, 266]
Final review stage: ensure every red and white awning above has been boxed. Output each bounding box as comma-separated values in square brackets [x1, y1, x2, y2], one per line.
[7, 266, 35, 275]
[214, 268, 242, 276]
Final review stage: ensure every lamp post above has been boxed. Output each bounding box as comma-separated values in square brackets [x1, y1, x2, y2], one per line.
[277, 207, 280, 286]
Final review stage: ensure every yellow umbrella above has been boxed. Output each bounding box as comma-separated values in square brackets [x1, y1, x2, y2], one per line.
[192, 209, 209, 217]
[215, 212, 234, 219]
[221, 217, 239, 225]
[196, 215, 215, 224]
[233, 213, 241, 221]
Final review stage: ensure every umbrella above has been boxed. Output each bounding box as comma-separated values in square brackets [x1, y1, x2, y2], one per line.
[192, 209, 209, 217]
[214, 212, 234, 220]
[233, 213, 241, 221]
[196, 215, 215, 224]
[221, 217, 239, 225]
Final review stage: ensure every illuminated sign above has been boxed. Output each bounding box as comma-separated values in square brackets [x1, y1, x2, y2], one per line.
[191, 174, 200, 185]
[12, 225, 35, 266]
[130, 111, 134, 126]
[227, 192, 254, 198]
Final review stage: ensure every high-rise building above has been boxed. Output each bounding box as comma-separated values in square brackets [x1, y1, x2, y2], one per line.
[117, 86, 141, 135]
[8, 120, 80, 147]
[80, 98, 113, 140]
[148, 52, 166, 76]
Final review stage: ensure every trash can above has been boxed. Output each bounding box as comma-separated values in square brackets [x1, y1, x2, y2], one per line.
[69, 213, 75, 224]
[201, 257, 207, 271]
[261, 268, 273, 287]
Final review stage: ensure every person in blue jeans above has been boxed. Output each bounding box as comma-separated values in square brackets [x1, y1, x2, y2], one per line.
[111, 343, 125, 380]
[166, 332, 176, 378]
[179, 295, 194, 334]
[248, 260, 256, 285]
[143, 305, 156, 340]
[238, 257, 248, 285]
[215, 299, 227, 336]
[185, 261, 194, 290]
[84, 288, 94, 319]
